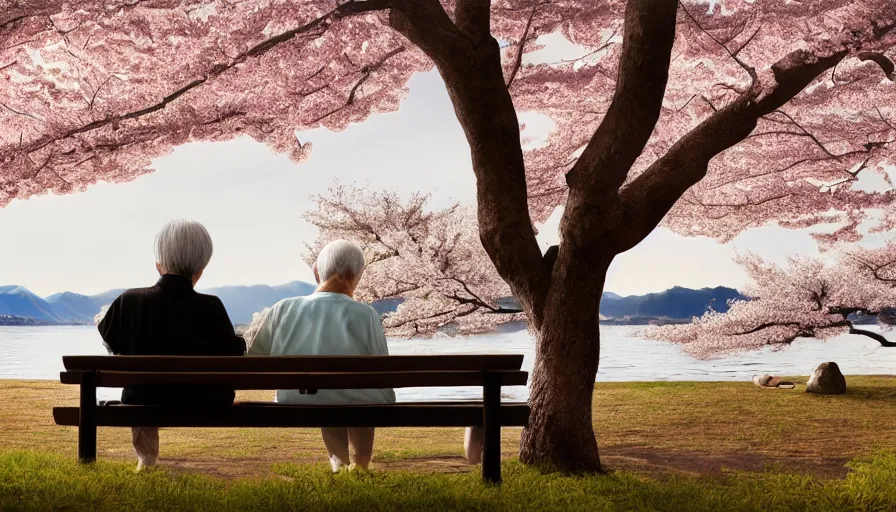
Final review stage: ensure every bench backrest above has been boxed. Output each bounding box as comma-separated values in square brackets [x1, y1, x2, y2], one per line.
[59, 355, 528, 390]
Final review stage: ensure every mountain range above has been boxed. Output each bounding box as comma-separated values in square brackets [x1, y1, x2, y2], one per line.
[0, 282, 318, 325]
[600, 286, 747, 320]
[0, 281, 747, 326]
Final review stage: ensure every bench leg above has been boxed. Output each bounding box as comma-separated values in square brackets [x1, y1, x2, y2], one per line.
[78, 371, 97, 463]
[482, 373, 501, 484]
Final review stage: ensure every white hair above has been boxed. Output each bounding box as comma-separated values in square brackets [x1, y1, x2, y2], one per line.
[316, 239, 365, 283]
[154, 219, 213, 277]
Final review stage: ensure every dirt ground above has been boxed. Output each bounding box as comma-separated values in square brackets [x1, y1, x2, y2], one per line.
[155, 447, 852, 480]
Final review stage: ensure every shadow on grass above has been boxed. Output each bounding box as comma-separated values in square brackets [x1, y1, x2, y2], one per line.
[836, 385, 896, 401]
[3, 450, 896, 511]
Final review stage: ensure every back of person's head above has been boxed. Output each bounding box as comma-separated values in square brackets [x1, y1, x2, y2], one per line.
[154, 219, 214, 278]
[315, 240, 365, 284]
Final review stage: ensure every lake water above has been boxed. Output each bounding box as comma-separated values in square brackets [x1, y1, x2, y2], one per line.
[1, 325, 893, 402]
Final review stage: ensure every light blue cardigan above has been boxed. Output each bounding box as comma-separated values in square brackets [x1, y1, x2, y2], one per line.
[248, 292, 396, 405]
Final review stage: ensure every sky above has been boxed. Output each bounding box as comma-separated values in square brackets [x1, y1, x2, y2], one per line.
[0, 69, 884, 298]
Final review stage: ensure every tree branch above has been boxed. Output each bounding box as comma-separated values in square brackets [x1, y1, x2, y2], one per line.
[763, 109, 837, 158]
[848, 324, 896, 347]
[564, 0, 678, 195]
[442, 277, 523, 315]
[857, 51, 895, 81]
[617, 47, 852, 251]
[506, 5, 538, 89]
[447, 291, 522, 314]
[455, 0, 491, 41]
[0, 14, 43, 33]
[680, 2, 756, 80]
[88, 75, 115, 110]
[308, 46, 405, 124]
[337, 0, 392, 16]
[847, 254, 896, 284]
[0, 100, 43, 123]
[389, 0, 550, 329]
[388, 0, 467, 59]
[542, 245, 559, 274]
[733, 321, 803, 336]
[385, 307, 461, 329]
[19, 1, 389, 157]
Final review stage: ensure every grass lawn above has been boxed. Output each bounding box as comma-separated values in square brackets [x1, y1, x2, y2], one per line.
[3, 450, 896, 511]
[1, 376, 896, 510]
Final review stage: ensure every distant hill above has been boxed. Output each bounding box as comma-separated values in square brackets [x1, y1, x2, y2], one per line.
[0, 285, 68, 323]
[599, 286, 748, 320]
[0, 281, 747, 327]
[496, 286, 747, 323]
[45, 291, 124, 323]
[201, 281, 317, 323]
[0, 280, 404, 326]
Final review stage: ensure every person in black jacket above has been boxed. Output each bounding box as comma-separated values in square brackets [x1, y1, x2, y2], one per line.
[97, 219, 245, 470]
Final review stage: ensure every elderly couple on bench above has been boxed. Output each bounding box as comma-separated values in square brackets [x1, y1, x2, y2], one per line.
[95, 219, 485, 472]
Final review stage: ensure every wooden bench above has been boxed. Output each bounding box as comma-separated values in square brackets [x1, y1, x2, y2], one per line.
[53, 354, 529, 483]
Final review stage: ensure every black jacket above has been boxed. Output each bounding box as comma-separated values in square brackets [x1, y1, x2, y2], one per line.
[97, 274, 246, 405]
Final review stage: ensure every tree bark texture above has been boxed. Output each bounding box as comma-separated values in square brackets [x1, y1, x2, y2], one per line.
[383, 0, 896, 473]
[519, 250, 610, 472]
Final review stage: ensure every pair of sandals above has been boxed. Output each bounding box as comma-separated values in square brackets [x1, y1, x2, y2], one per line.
[752, 375, 795, 389]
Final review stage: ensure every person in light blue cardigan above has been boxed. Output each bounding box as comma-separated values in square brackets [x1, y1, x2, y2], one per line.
[247, 239, 395, 472]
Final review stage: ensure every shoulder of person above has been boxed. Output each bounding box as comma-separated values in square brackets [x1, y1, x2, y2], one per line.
[272, 296, 305, 309]
[265, 296, 303, 318]
[195, 291, 226, 306]
[355, 301, 382, 321]
[117, 285, 155, 301]
[196, 292, 223, 304]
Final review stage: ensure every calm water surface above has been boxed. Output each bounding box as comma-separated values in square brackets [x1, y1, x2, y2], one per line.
[1, 325, 893, 402]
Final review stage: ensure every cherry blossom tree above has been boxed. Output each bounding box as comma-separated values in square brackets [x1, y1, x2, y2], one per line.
[303, 184, 523, 336]
[643, 243, 896, 358]
[3, 0, 896, 472]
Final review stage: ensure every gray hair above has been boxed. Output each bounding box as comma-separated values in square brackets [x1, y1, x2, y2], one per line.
[154, 219, 214, 277]
[316, 239, 365, 283]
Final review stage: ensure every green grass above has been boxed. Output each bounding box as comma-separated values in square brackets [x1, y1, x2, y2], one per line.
[3, 450, 896, 511]
[593, 378, 896, 455]
[4, 377, 896, 510]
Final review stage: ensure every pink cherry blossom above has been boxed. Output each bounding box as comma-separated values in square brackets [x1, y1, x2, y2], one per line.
[303, 183, 522, 336]
[643, 243, 896, 358]
[1, 1, 894, 246]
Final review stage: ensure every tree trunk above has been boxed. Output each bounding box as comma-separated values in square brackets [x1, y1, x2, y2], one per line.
[519, 249, 608, 472]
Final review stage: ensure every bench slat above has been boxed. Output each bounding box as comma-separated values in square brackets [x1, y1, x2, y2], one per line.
[52, 404, 530, 428]
[62, 355, 525, 372]
[59, 370, 529, 389]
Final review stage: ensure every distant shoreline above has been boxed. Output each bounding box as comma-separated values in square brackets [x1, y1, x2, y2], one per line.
[0, 318, 88, 327]
[2, 315, 881, 328]
[1, 318, 690, 328]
